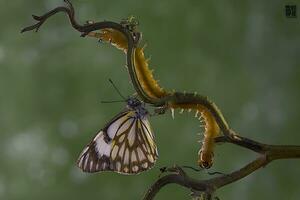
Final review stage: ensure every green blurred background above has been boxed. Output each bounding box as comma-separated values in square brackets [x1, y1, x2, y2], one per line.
[1, 0, 300, 199]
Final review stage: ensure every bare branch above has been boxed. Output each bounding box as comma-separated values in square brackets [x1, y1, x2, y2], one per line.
[143, 136, 300, 200]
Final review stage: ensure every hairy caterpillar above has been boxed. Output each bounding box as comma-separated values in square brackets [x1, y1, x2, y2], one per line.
[21, 1, 229, 168]
[87, 28, 222, 168]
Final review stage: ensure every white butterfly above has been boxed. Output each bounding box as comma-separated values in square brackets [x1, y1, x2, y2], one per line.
[77, 97, 158, 174]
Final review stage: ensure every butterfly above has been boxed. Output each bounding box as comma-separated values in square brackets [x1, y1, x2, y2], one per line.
[77, 96, 158, 174]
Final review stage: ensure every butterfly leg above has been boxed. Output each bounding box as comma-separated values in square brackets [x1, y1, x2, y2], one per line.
[152, 105, 168, 116]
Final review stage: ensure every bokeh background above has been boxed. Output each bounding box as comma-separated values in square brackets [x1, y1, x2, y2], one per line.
[1, 0, 300, 199]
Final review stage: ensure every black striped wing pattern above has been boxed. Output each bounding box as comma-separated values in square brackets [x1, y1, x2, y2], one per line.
[77, 109, 158, 174]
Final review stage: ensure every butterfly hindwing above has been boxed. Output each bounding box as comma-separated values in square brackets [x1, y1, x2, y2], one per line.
[77, 131, 111, 172]
[77, 111, 129, 173]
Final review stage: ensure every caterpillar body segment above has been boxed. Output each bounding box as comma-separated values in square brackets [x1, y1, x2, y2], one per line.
[167, 99, 220, 168]
[198, 107, 220, 168]
[134, 47, 169, 99]
[88, 29, 128, 52]
[165, 92, 229, 132]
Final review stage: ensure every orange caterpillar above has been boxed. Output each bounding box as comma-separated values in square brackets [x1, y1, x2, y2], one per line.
[87, 28, 220, 168]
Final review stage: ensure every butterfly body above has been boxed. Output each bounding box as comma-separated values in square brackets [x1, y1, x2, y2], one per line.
[77, 97, 158, 174]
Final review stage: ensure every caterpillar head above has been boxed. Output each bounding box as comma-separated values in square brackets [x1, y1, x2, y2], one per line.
[198, 150, 213, 169]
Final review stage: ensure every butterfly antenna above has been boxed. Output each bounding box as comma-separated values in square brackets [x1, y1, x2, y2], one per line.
[108, 79, 126, 100]
[100, 100, 124, 103]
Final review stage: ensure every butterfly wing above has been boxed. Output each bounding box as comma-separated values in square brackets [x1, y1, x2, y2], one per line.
[77, 110, 158, 174]
[109, 114, 158, 174]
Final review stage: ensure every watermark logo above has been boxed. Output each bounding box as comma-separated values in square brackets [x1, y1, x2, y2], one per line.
[285, 5, 297, 18]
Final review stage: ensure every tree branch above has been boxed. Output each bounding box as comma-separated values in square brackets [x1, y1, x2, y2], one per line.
[143, 134, 300, 200]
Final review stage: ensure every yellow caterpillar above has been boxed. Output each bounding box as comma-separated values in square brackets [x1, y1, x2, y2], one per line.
[87, 28, 220, 168]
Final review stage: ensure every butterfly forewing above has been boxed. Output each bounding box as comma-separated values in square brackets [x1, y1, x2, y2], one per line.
[77, 105, 158, 174]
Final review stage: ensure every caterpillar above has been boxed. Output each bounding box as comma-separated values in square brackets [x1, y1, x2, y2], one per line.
[21, 0, 230, 168]
[86, 26, 223, 168]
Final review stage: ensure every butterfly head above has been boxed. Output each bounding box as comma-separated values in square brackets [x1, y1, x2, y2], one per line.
[126, 97, 148, 118]
[126, 97, 142, 109]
